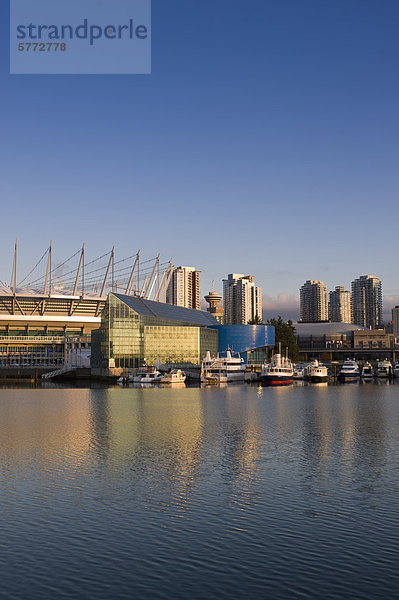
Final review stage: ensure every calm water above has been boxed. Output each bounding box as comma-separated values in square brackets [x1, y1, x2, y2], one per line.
[1, 383, 399, 600]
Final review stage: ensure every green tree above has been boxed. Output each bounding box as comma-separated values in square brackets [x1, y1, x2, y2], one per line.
[266, 316, 299, 362]
[247, 315, 263, 325]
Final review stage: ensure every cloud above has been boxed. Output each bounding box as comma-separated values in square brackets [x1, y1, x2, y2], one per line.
[262, 293, 300, 323]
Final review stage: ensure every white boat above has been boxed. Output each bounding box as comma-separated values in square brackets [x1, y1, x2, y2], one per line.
[338, 359, 360, 382]
[377, 359, 393, 378]
[293, 365, 305, 380]
[261, 352, 294, 386]
[303, 360, 329, 383]
[201, 350, 245, 384]
[361, 362, 374, 379]
[393, 364, 399, 378]
[132, 366, 162, 384]
[158, 369, 186, 384]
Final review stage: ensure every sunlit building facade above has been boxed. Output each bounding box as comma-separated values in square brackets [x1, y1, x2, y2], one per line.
[166, 266, 201, 310]
[223, 274, 262, 325]
[300, 280, 328, 323]
[328, 286, 352, 323]
[351, 275, 382, 329]
[92, 293, 219, 369]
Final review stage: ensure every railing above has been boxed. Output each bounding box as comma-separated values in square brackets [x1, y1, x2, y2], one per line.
[0, 336, 66, 343]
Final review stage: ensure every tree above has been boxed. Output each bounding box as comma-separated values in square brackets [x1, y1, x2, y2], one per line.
[247, 315, 263, 325]
[266, 316, 299, 362]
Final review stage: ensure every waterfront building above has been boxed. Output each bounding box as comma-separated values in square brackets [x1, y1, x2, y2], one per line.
[166, 266, 201, 310]
[392, 306, 399, 338]
[295, 322, 395, 362]
[204, 284, 224, 324]
[223, 274, 262, 325]
[91, 293, 219, 369]
[328, 286, 352, 323]
[300, 280, 328, 323]
[91, 293, 275, 370]
[351, 275, 382, 328]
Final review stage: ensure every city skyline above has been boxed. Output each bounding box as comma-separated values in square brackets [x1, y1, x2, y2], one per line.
[1, 0, 398, 313]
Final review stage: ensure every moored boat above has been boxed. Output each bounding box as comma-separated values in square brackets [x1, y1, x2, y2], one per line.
[201, 350, 245, 384]
[361, 362, 374, 379]
[261, 352, 294, 386]
[303, 360, 329, 383]
[338, 359, 360, 382]
[293, 365, 305, 380]
[377, 359, 393, 378]
[132, 366, 162, 384]
[158, 369, 186, 384]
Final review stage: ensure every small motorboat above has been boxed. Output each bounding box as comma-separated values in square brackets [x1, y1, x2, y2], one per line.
[377, 359, 393, 378]
[338, 359, 360, 382]
[303, 360, 329, 383]
[158, 369, 186, 384]
[132, 366, 162, 384]
[361, 362, 374, 379]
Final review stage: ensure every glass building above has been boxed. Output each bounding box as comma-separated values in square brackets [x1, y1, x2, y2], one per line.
[92, 293, 219, 369]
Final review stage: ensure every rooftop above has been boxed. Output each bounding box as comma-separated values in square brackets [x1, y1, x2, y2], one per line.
[294, 322, 367, 336]
[113, 293, 219, 326]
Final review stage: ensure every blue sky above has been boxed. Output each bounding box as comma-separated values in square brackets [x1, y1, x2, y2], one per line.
[1, 0, 398, 319]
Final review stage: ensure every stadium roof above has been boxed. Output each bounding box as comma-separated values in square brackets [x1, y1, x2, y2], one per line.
[113, 293, 219, 326]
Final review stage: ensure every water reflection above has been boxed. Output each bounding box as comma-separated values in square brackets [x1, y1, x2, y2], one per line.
[1, 385, 399, 599]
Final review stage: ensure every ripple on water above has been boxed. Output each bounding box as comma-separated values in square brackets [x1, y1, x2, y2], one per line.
[0, 384, 399, 599]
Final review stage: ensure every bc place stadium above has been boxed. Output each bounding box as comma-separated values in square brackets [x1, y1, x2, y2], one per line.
[0, 241, 274, 379]
[0, 241, 176, 370]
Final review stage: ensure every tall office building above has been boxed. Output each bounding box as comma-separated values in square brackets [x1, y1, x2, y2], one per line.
[300, 280, 328, 322]
[351, 275, 382, 328]
[166, 266, 201, 310]
[328, 286, 352, 323]
[223, 274, 263, 325]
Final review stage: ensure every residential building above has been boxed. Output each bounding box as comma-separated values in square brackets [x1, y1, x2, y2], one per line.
[351, 275, 382, 328]
[166, 266, 201, 310]
[223, 274, 262, 325]
[328, 286, 352, 323]
[392, 306, 399, 338]
[299, 280, 328, 323]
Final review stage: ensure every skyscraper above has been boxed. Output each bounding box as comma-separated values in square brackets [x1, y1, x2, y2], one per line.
[351, 275, 382, 328]
[300, 280, 328, 322]
[166, 266, 201, 310]
[223, 274, 263, 324]
[328, 286, 352, 323]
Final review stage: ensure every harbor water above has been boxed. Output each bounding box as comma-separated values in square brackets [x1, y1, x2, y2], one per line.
[1, 383, 399, 599]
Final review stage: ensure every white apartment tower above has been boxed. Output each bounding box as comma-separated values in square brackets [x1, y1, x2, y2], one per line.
[328, 286, 352, 323]
[223, 274, 263, 324]
[351, 275, 382, 328]
[300, 280, 328, 322]
[166, 266, 201, 310]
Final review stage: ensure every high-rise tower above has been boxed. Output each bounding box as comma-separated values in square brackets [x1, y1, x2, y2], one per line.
[223, 274, 262, 324]
[300, 280, 328, 322]
[351, 275, 382, 328]
[328, 286, 352, 323]
[166, 266, 201, 310]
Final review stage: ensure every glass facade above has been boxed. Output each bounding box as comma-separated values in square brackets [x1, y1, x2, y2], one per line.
[93, 294, 219, 368]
